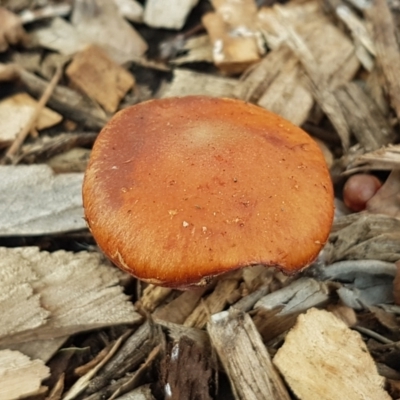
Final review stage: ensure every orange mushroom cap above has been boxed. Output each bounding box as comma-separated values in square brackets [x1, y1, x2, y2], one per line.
[83, 96, 334, 288]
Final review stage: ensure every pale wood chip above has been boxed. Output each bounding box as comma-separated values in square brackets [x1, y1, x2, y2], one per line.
[0, 247, 140, 347]
[202, 0, 263, 74]
[334, 81, 395, 151]
[346, 144, 400, 173]
[139, 285, 173, 313]
[0, 349, 50, 400]
[66, 45, 135, 113]
[208, 310, 290, 400]
[159, 68, 237, 98]
[184, 277, 240, 329]
[0, 93, 62, 147]
[153, 288, 207, 324]
[0, 164, 85, 236]
[367, 170, 400, 218]
[144, 0, 199, 30]
[325, 214, 400, 264]
[273, 308, 391, 400]
[254, 1, 358, 130]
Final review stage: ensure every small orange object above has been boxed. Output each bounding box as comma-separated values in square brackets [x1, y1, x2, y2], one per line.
[83, 96, 334, 288]
[343, 174, 382, 212]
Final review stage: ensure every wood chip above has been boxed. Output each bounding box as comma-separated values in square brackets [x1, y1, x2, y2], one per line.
[273, 308, 391, 400]
[334, 81, 395, 151]
[66, 45, 135, 113]
[184, 277, 240, 329]
[160, 68, 237, 98]
[366, 170, 400, 218]
[0, 247, 140, 347]
[208, 310, 290, 400]
[144, 0, 199, 30]
[202, 0, 263, 74]
[0, 164, 85, 236]
[0, 93, 62, 147]
[249, 0, 359, 129]
[325, 213, 400, 264]
[365, 0, 400, 120]
[346, 144, 400, 172]
[162, 336, 214, 400]
[19, 68, 108, 130]
[0, 349, 50, 400]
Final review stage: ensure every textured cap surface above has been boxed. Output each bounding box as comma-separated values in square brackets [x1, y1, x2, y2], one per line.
[83, 96, 334, 287]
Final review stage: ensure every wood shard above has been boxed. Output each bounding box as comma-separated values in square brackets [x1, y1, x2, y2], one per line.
[365, 0, 400, 121]
[0, 247, 140, 347]
[144, 0, 199, 30]
[202, 0, 263, 74]
[273, 308, 391, 400]
[208, 310, 290, 400]
[0, 93, 62, 147]
[160, 68, 238, 98]
[0, 349, 50, 400]
[67, 45, 135, 113]
[162, 336, 214, 400]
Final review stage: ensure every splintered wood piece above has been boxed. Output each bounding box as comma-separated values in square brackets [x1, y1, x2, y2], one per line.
[66, 45, 135, 113]
[19, 68, 107, 130]
[253, 1, 358, 129]
[162, 336, 214, 400]
[366, 170, 400, 218]
[273, 308, 391, 400]
[208, 310, 290, 400]
[160, 68, 237, 98]
[255, 277, 329, 315]
[85, 322, 163, 395]
[202, 0, 263, 74]
[184, 277, 240, 329]
[334, 82, 395, 151]
[0, 247, 140, 347]
[0, 93, 62, 147]
[114, 0, 144, 23]
[0, 349, 50, 400]
[112, 385, 155, 400]
[253, 278, 330, 341]
[153, 287, 207, 324]
[325, 214, 400, 264]
[144, 0, 199, 30]
[171, 35, 213, 65]
[63, 332, 130, 400]
[346, 144, 400, 173]
[0, 165, 85, 236]
[335, 4, 375, 71]
[365, 0, 400, 121]
[139, 285, 173, 313]
[71, 0, 148, 64]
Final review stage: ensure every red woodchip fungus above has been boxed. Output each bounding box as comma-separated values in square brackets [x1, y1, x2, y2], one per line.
[83, 96, 334, 288]
[343, 173, 382, 212]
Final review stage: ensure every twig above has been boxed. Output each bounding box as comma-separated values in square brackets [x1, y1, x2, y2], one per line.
[353, 326, 394, 345]
[2, 66, 63, 165]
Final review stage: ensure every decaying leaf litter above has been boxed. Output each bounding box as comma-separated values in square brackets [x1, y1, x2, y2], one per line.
[1, 0, 400, 398]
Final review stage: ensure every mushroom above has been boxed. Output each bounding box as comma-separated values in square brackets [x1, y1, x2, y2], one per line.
[83, 96, 334, 288]
[343, 173, 382, 212]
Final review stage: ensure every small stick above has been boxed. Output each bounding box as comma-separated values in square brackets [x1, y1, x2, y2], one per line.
[2, 66, 63, 165]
